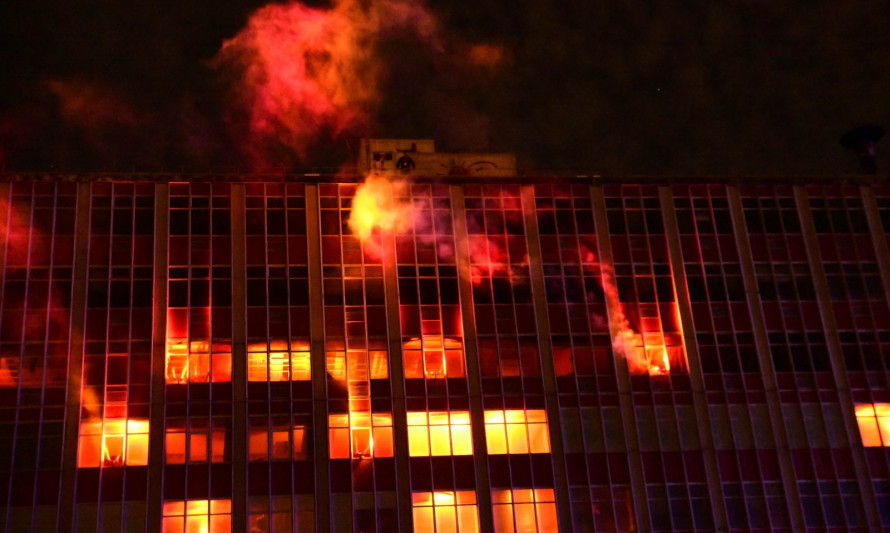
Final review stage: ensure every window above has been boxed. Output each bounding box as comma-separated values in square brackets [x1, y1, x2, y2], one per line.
[78, 418, 149, 467]
[165, 339, 232, 383]
[491, 488, 557, 533]
[855, 403, 890, 446]
[248, 425, 309, 461]
[413, 491, 480, 533]
[165, 422, 227, 464]
[407, 411, 473, 456]
[247, 340, 310, 381]
[325, 350, 388, 380]
[329, 413, 393, 458]
[403, 335, 465, 378]
[162, 500, 231, 533]
[484, 410, 550, 454]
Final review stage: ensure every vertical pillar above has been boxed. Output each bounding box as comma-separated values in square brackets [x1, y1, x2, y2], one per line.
[519, 184, 572, 530]
[146, 183, 169, 531]
[658, 186, 728, 531]
[726, 186, 806, 530]
[230, 184, 248, 532]
[450, 185, 495, 533]
[304, 184, 331, 533]
[860, 186, 890, 324]
[379, 187, 414, 533]
[589, 185, 651, 532]
[57, 182, 92, 532]
[793, 186, 881, 530]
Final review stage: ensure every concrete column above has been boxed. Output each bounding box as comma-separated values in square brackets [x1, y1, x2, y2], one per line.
[57, 182, 92, 532]
[230, 184, 248, 532]
[658, 185, 728, 531]
[304, 184, 331, 533]
[146, 183, 169, 532]
[450, 184, 495, 533]
[793, 186, 881, 531]
[725, 186, 806, 531]
[519, 184, 572, 531]
[589, 185, 651, 532]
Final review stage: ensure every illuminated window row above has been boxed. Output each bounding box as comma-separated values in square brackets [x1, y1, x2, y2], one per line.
[165, 339, 311, 383]
[165, 423, 227, 464]
[162, 499, 231, 533]
[78, 418, 149, 467]
[329, 413, 394, 459]
[492, 489, 557, 533]
[411, 489, 557, 533]
[248, 425, 309, 461]
[408, 411, 473, 456]
[856, 403, 890, 447]
[413, 491, 480, 533]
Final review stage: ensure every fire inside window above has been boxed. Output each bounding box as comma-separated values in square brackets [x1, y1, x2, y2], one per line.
[412, 491, 480, 533]
[78, 418, 149, 467]
[407, 411, 473, 456]
[403, 335, 464, 379]
[491, 488, 558, 533]
[325, 350, 389, 380]
[249, 425, 308, 461]
[165, 339, 232, 383]
[165, 424, 227, 464]
[162, 500, 232, 533]
[78, 373, 149, 467]
[247, 340, 310, 381]
[483, 410, 550, 455]
[855, 403, 890, 446]
[329, 413, 394, 459]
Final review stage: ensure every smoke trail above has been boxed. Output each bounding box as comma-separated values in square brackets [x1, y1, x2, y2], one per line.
[214, 0, 440, 160]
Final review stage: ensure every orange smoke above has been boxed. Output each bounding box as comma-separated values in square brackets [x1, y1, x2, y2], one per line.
[348, 174, 415, 258]
[585, 247, 671, 376]
[468, 44, 508, 68]
[215, 0, 440, 157]
[46, 79, 138, 130]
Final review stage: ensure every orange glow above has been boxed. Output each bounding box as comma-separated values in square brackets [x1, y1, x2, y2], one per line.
[165, 426, 227, 464]
[214, 0, 439, 158]
[329, 412, 393, 459]
[162, 500, 232, 533]
[491, 489, 557, 533]
[347, 175, 418, 260]
[484, 410, 550, 455]
[247, 340, 310, 381]
[407, 411, 473, 456]
[166, 340, 232, 383]
[413, 491, 480, 533]
[856, 403, 890, 447]
[403, 336, 464, 378]
[78, 419, 149, 467]
[467, 234, 527, 284]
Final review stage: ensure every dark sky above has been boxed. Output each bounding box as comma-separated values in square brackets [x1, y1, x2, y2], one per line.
[2, 1, 890, 174]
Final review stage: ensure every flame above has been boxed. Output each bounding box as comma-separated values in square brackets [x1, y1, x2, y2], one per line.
[215, 0, 440, 158]
[347, 174, 416, 258]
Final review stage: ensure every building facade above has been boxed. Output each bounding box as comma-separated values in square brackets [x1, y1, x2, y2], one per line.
[1, 155, 890, 531]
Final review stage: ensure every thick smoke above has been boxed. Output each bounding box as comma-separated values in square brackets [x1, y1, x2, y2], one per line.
[214, 0, 441, 162]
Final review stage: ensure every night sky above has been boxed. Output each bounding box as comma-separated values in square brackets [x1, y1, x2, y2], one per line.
[2, 1, 890, 175]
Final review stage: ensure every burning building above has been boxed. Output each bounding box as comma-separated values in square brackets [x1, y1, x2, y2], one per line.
[1, 140, 890, 532]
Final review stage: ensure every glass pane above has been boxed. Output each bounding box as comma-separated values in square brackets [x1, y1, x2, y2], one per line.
[485, 423, 507, 455]
[413, 507, 434, 533]
[408, 425, 430, 456]
[492, 505, 515, 533]
[451, 423, 473, 456]
[430, 425, 452, 456]
[373, 427, 393, 457]
[435, 505, 457, 533]
[127, 433, 149, 465]
[528, 423, 551, 453]
[506, 424, 529, 454]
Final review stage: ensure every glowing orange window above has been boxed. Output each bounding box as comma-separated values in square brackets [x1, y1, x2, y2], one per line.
[856, 403, 890, 446]
[162, 500, 231, 533]
[165, 340, 232, 383]
[78, 419, 149, 467]
[249, 425, 309, 461]
[247, 341, 310, 381]
[326, 350, 388, 381]
[403, 336, 465, 379]
[491, 489, 557, 533]
[484, 410, 550, 455]
[413, 491, 480, 533]
[407, 411, 473, 456]
[329, 413, 393, 459]
[165, 423, 227, 464]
